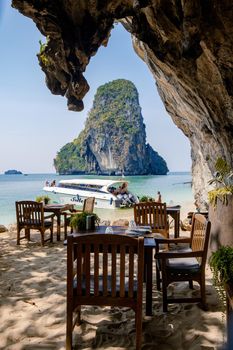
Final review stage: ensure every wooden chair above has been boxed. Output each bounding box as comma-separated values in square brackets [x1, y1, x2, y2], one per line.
[155, 213, 211, 312]
[66, 233, 144, 350]
[64, 197, 95, 237]
[134, 201, 169, 238]
[16, 200, 54, 246]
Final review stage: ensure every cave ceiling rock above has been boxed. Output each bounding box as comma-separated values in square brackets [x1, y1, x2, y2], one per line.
[11, 0, 233, 207]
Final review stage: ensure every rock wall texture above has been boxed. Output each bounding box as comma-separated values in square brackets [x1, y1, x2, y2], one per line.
[54, 79, 168, 175]
[208, 195, 233, 256]
[12, 0, 233, 207]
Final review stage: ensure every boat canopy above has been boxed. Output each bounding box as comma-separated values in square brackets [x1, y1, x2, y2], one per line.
[58, 179, 128, 191]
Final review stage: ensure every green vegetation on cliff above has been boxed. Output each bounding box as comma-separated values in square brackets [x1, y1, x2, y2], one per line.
[54, 79, 168, 175]
[85, 79, 140, 136]
[54, 139, 86, 174]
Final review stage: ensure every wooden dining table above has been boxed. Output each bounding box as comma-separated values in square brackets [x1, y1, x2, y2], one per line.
[68, 225, 156, 316]
[167, 206, 181, 237]
[44, 203, 74, 240]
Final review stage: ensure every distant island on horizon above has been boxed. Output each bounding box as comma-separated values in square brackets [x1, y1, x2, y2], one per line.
[4, 169, 23, 175]
[1, 171, 191, 176]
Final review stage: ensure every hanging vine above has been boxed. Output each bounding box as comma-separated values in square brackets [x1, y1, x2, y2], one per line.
[38, 36, 52, 67]
[208, 158, 233, 207]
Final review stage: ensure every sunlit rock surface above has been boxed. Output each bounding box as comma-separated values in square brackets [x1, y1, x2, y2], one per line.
[12, 0, 233, 206]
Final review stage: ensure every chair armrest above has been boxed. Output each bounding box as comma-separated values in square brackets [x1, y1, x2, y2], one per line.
[70, 208, 82, 213]
[155, 237, 191, 245]
[63, 209, 82, 217]
[154, 237, 191, 253]
[156, 250, 203, 259]
[66, 211, 83, 217]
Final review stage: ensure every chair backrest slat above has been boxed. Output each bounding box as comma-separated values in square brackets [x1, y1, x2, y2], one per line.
[84, 244, 91, 296]
[94, 244, 99, 297]
[103, 244, 108, 296]
[120, 245, 126, 297]
[128, 245, 135, 298]
[111, 244, 117, 297]
[142, 205, 147, 225]
[76, 243, 83, 296]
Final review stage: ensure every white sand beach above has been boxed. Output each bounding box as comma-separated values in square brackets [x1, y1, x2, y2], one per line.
[0, 213, 226, 350]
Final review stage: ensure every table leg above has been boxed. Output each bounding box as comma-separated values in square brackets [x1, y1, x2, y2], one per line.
[25, 228, 30, 241]
[145, 247, 153, 316]
[169, 211, 180, 238]
[174, 212, 180, 238]
[56, 214, 61, 241]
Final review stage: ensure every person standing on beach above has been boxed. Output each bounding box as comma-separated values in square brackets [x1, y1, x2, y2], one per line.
[156, 191, 162, 203]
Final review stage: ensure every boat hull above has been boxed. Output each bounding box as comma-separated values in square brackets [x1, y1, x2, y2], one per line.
[43, 187, 121, 209]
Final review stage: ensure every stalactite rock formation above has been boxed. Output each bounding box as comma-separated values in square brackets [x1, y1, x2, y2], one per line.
[12, 0, 233, 207]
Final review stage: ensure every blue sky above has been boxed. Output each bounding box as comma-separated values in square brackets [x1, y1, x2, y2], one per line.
[0, 1, 191, 173]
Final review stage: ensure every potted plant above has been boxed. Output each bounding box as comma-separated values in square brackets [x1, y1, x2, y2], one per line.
[210, 246, 233, 296]
[70, 212, 100, 232]
[140, 195, 154, 202]
[209, 246, 233, 322]
[209, 247, 233, 350]
[36, 195, 51, 205]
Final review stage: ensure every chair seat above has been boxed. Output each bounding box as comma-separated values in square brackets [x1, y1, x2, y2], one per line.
[155, 244, 192, 259]
[44, 220, 53, 227]
[73, 275, 138, 297]
[166, 256, 200, 273]
[156, 247, 193, 268]
[23, 219, 52, 227]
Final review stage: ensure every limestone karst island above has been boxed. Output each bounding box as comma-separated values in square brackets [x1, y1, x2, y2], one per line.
[54, 79, 168, 176]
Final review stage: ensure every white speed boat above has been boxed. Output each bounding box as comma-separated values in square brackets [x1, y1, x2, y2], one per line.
[43, 179, 139, 209]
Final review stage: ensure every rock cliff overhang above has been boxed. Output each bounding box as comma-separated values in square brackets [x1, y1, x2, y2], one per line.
[12, 0, 233, 207]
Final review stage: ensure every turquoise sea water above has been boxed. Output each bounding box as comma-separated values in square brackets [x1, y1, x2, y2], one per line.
[0, 172, 194, 226]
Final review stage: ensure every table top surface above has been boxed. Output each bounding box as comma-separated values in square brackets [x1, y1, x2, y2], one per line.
[44, 203, 74, 211]
[70, 225, 156, 248]
[166, 206, 181, 213]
